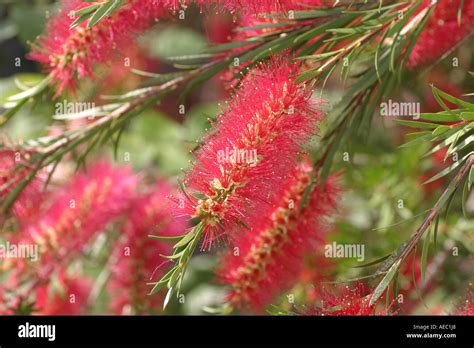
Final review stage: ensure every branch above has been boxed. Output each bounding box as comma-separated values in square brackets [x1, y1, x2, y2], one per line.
[398, 154, 474, 265]
[370, 154, 474, 305]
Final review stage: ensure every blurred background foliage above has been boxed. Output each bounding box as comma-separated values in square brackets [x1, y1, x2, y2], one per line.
[0, 0, 472, 315]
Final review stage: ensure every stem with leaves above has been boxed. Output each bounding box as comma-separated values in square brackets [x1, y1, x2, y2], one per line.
[369, 154, 474, 306]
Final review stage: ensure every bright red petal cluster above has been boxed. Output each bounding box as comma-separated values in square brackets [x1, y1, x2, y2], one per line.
[217, 162, 339, 311]
[35, 267, 91, 315]
[30, 0, 331, 93]
[0, 149, 43, 222]
[108, 180, 186, 315]
[408, 0, 474, 69]
[300, 283, 388, 316]
[29, 0, 169, 93]
[19, 161, 137, 276]
[455, 291, 474, 315]
[180, 56, 322, 250]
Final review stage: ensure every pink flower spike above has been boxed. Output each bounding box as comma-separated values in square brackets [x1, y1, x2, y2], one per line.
[298, 283, 392, 316]
[217, 162, 340, 312]
[179, 56, 323, 251]
[108, 180, 187, 315]
[0, 149, 43, 223]
[408, 0, 474, 69]
[22, 161, 137, 275]
[35, 267, 91, 315]
[29, 0, 170, 94]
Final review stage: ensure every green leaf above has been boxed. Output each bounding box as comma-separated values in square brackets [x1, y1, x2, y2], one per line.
[450, 135, 474, 155]
[148, 234, 188, 242]
[0, 97, 28, 126]
[422, 157, 464, 184]
[432, 85, 474, 110]
[70, 13, 92, 29]
[433, 215, 440, 249]
[73, 3, 101, 16]
[204, 38, 264, 53]
[399, 133, 433, 148]
[369, 260, 400, 306]
[352, 253, 391, 268]
[161, 251, 184, 260]
[432, 125, 450, 136]
[421, 228, 431, 282]
[87, 0, 124, 29]
[396, 120, 440, 129]
[237, 20, 297, 32]
[462, 177, 470, 217]
[173, 229, 196, 249]
[420, 111, 462, 122]
[469, 165, 474, 191]
[7, 75, 51, 102]
[461, 112, 474, 120]
[163, 287, 173, 309]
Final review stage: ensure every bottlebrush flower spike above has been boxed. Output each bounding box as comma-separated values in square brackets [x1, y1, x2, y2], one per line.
[408, 0, 474, 69]
[217, 162, 339, 312]
[298, 253, 335, 303]
[180, 56, 322, 251]
[20, 161, 137, 276]
[108, 180, 186, 315]
[456, 299, 474, 315]
[0, 148, 43, 222]
[35, 268, 91, 315]
[29, 0, 169, 94]
[299, 283, 390, 316]
[182, 0, 329, 15]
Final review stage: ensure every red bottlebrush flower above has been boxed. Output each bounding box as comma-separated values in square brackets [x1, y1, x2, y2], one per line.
[456, 299, 474, 315]
[29, 0, 169, 93]
[30, 0, 333, 93]
[95, 45, 159, 98]
[179, 56, 322, 250]
[217, 163, 339, 312]
[35, 268, 91, 315]
[0, 149, 43, 222]
[0, 281, 22, 315]
[21, 161, 137, 277]
[193, 0, 327, 15]
[298, 253, 335, 303]
[300, 283, 390, 316]
[108, 180, 186, 315]
[229, 0, 330, 51]
[408, 0, 474, 69]
[204, 13, 235, 44]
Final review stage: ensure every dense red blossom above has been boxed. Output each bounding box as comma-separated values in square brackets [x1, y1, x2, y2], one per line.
[30, 0, 169, 93]
[30, 0, 332, 93]
[178, 56, 322, 250]
[228, 0, 330, 54]
[187, 0, 331, 14]
[300, 283, 389, 316]
[298, 253, 335, 303]
[108, 180, 186, 315]
[1, 162, 137, 313]
[456, 299, 474, 315]
[217, 163, 339, 312]
[0, 149, 43, 223]
[18, 161, 137, 277]
[35, 268, 91, 315]
[408, 0, 474, 69]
